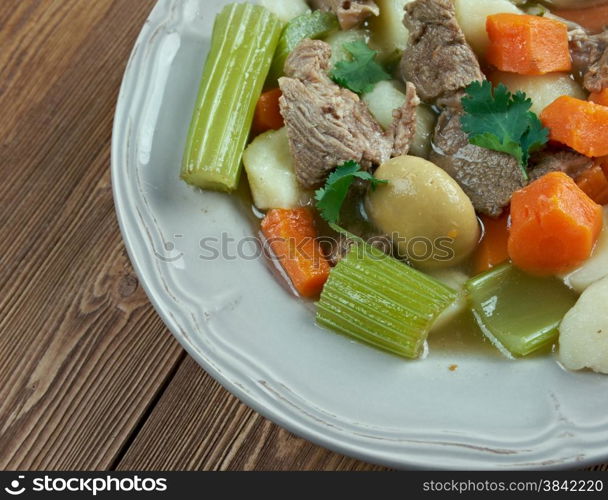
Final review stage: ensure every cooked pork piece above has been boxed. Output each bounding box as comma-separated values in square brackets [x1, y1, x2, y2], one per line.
[430, 110, 526, 217]
[400, 0, 484, 108]
[279, 40, 418, 188]
[309, 0, 380, 29]
[569, 27, 608, 93]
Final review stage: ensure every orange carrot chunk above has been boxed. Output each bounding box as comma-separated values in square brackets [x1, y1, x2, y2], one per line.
[554, 5, 608, 34]
[252, 88, 284, 136]
[589, 88, 608, 107]
[576, 165, 608, 206]
[473, 211, 511, 275]
[540, 96, 608, 158]
[508, 172, 603, 276]
[261, 208, 330, 298]
[486, 14, 571, 75]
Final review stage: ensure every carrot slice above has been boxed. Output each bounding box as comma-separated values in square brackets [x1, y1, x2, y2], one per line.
[576, 165, 608, 206]
[473, 211, 510, 275]
[508, 172, 603, 276]
[540, 96, 608, 158]
[589, 88, 608, 107]
[486, 14, 571, 75]
[252, 88, 284, 136]
[261, 208, 330, 298]
[554, 5, 608, 34]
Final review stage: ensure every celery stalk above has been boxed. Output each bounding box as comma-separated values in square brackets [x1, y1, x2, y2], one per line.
[267, 11, 339, 84]
[181, 4, 283, 192]
[316, 243, 457, 359]
[466, 264, 578, 358]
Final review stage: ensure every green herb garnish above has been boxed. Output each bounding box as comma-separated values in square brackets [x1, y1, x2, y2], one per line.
[330, 41, 391, 94]
[460, 81, 549, 180]
[315, 161, 387, 224]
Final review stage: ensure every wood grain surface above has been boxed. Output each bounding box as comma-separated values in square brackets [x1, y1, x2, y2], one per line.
[0, 0, 606, 472]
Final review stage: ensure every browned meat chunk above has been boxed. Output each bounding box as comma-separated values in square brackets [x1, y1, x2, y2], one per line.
[401, 0, 484, 108]
[569, 27, 608, 93]
[529, 150, 593, 182]
[279, 40, 418, 189]
[310, 0, 379, 29]
[279, 40, 390, 188]
[389, 82, 420, 158]
[430, 110, 525, 217]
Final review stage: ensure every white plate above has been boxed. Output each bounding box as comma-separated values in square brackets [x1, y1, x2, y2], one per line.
[112, 0, 608, 470]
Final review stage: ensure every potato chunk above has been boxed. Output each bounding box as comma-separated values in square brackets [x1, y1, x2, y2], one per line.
[243, 128, 310, 210]
[490, 71, 587, 115]
[563, 207, 608, 293]
[258, 0, 310, 22]
[454, 0, 522, 56]
[366, 156, 480, 269]
[559, 276, 608, 374]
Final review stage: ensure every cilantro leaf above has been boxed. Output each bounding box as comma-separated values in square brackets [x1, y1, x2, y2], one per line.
[315, 161, 387, 224]
[460, 81, 549, 180]
[330, 41, 391, 94]
[520, 111, 549, 166]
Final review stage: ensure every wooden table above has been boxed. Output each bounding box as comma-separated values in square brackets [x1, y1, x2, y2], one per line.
[0, 0, 605, 471]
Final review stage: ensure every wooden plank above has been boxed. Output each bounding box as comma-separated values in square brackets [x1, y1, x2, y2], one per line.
[0, 0, 185, 470]
[116, 356, 387, 471]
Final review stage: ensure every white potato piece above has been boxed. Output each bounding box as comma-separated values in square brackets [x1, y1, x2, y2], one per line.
[563, 207, 608, 293]
[559, 276, 608, 374]
[362, 80, 436, 157]
[369, 0, 414, 59]
[411, 104, 436, 158]
[428, 269, 470, 331]
[362, 80, 406, 129]
[454, 0, 522, 56]
[258, 0, 310, 22]
[325, 29, 369, 67]
[491, 71, 587, 115]
[366, 156, 480, 270]
[243, 128, 310, 210]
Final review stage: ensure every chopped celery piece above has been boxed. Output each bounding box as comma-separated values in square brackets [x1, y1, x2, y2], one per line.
[181, 4, 283, 192]
[466, 264, 578, 358]
[267, 11, 339, 84]
[316, 242, 457, 359]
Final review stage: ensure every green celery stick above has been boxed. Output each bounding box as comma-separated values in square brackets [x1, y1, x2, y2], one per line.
[267, 10, 339, 85]
[316, 242, 457, 359]
[465, 263, 578, 358]
[181, 4, 283, 192]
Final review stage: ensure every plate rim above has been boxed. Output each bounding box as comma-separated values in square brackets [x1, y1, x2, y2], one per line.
[111, 0, 608, 471]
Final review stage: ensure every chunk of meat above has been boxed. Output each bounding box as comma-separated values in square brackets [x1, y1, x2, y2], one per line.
[569, 27, 608, 93]
[430, 110, 525, 217]
[529, 149, 594, 182]
[279, 40, 390, 188]
[401, 0, 484, 108]
[310, 0, 379, 30]
[279, 39, 417, 188]
[389, 82, 420, 157]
